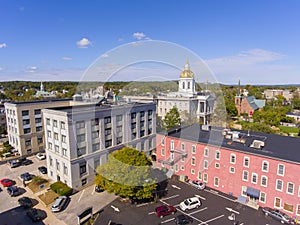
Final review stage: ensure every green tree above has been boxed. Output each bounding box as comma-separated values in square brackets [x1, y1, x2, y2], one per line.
[95, 147, 156, 200]
[163, 106, 181, 130]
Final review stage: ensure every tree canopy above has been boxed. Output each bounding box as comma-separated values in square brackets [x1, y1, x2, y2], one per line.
[95, 147, 156, 200]
[163, 106, 181, 130]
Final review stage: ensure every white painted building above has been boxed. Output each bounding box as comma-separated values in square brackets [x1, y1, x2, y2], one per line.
[42, 101, 156, 190]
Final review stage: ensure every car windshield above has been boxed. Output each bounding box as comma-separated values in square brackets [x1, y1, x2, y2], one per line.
[183, 200, 190, 206]
[53, 198, 63, 207]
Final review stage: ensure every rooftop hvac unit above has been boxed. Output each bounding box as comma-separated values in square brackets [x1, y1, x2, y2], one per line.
[250, 140, 265, 149]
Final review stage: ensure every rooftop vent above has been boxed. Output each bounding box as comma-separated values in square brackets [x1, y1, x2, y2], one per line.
[250, 140, 265, 149]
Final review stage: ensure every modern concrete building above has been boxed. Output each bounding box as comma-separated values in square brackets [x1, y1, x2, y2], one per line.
[42, 101, 156, 190]
[124, 60, 215, 125]
[264, 89, 293, 101]
[4, 99, 73, 156]
[156, 124, 300, 217]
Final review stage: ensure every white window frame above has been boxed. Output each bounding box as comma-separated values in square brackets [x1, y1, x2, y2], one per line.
[274, 197, 281, 209]
[214, 177, 219, 187]
[181, 143, 185, 151]
[191, 169, 195, 174]
[161, 137, 165, 146]
[204, 147, 209, 157]
[296, 204, 300, 216]
[243, 156, 249, 167]
[198, 171, 202, 180]
[298, 185, 300, 197]
[241, 186, 247, 197]
[170, 140, 174, 151]
[175, 164, 179, 172]
[251, 173, 258, 184]
[242, 170, 248, 181]
[276, 179, 283, 191]
[191, 157, 196, 166]
[215, 150, 220, 160]
[287, 182, 294, 195]
[261, 175, 268, 187]
[203, 173, 208, 182]
[277, 164, 285, 176]
[180, 165, 185, 171]
[161, 148, 165, 156]
[259, 192, 266, 203]
[204, 160, 208, 169]
[215, 162, 220, 169]
[262, 160, 269, 172]
[230, 153, 236, 164]
[192, 145, 196, 154]
[229, 166, 235, 174]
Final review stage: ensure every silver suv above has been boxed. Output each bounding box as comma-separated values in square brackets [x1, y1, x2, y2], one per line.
[262, 207, 292, 224]
[179, 197, 201, 211]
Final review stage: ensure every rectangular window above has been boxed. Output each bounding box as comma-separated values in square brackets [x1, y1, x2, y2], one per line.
[23, 128, 31, 134]
[46, 118, 50, 125]
[214, 177, 219, 187]
[276, 179, 283, 191]
[277, 164, 285, 176]
[170, 140, 174, 151]
[192, 145, 196, 154]
[116, 114, 122, 122]
[175, 164, 179, 172]
[215, 163, 220, 169]
[62, 148, 67, 156]
[37, 136, 43, 144]
[36, 126, 42, 132]
[284, 203, 294, 213]
[55, 145, 59, 153]
[191, 157, 196, 166]
[56, 160, 60, 171]
[181, 143, 185, 151]
[23, 119, 30, 125]
[262, 161, 269, 172]
[275, 197, 281, 208]
[297, 205, 300, 216]
[35, 118, 42, 124]
[53, 120, 58, 127]
[49, 156, 53, 166]
[116, 137, 122, 145]
[198, 172, 202, 180]
[242, 186, 247, 196]
[94, 158, 100, 171]
[191, 169, 195, 174]
[215, 150, 220, 160]
[63, 163, 68, 175]
[34, 109, 41, 115]
[47, 130, 51, 138]
[91, 118, 99, 126]
[148, 110, 153, 116]
[243, 170, 248, 181]
[76, 121, 85, 129]
[204, 147, 209, 157]
[229, 167, 235, 173]
[92, 143, 100, 152]
[61, 121, 66, 129]
[261, 176, 268, 187]
[203, 173, 208, 182]
[131, 112, 136, 119]
[77, 134, 85, 143]
[77, 147, 86, 157]
[230, 154, 236, 164]
[204, 160, 208, 169]
[48, 142, 53, 150]
[22, 110, 29, 116]
[25, 138, 31, 147]
[180, 165, 185, 171]
[105, 140, 112, 148]
[79, 162, 87, 176]
[54, 133, 58, 140]
[259, 192, 266, 203]
[243, 157, 249, 167]
[252, 173, 258, 184]
[161, 137, 165, 146]
[104, 116, 111, 124]
[92, 131, 99, 139]
[62, 135, 66, 143]
[287, 182, 294, 195]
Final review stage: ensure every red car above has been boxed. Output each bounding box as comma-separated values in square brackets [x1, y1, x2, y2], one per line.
[0, 178, 14, 187]
[155, 205, 177, 218]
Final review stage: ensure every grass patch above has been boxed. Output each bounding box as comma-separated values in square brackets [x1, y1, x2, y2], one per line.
[38, 189, 59, 206]
[50, 181, 73, 196]
[279, 126, 300, 136]
[27, 176, 49, 193]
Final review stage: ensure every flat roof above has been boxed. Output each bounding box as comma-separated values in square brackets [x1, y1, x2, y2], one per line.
[6, 98, 72, 105]
[161, 124, 300, 164]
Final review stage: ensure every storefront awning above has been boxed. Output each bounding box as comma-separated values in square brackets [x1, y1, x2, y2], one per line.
[246, 187, 260, 199]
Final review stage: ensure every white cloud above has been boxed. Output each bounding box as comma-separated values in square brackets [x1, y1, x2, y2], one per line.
[0, 67, 3, 71]
[76, 38, 92, 48]
[62, 57, 72, 61]
[0, 43, 7, 48]
[26, 66, 38, 73]
[205, 49, 298, 84]
[132, 32, 146, 40]
[101, 54, 109, 58]
[117, 38, 124, 42]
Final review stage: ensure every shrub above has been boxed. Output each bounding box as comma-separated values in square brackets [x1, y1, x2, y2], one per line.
[50, 181, 73, 196]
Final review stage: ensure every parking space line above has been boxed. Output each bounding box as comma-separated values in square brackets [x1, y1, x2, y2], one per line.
[189, 207, 208, 215]
[148, 211, 155, 215]
[195, 194, 206, 200]
[177, 208, 205, 224]
[91, 187, 95, 195]
[77, 189, 85, 202]
[202, 214, 224, 224]
[136, 203, 149, 207]
[161, 218, 175, 224]
[160, 194, 179, 201]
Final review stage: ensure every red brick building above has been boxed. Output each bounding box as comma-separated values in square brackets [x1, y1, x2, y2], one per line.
[235, 95, 265, 117]
[156, 124, 300, 217]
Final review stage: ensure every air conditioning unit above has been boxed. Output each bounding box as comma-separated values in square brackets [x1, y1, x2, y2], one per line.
[250, 140, 265, 149]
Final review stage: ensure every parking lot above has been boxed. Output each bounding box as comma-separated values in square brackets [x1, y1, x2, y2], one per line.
[95, 179, 284, 225]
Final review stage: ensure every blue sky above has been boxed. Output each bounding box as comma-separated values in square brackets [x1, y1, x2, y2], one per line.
[0, 0, 300, 84]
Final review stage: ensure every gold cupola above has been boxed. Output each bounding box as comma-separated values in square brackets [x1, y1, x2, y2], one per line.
[180, 58, 194, 78]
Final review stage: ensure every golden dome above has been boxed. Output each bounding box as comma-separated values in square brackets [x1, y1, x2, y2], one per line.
[180, 60, 194, 78]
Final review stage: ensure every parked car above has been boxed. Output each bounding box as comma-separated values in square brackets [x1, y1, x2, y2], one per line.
[20, 172, 32, 181]
[7, 186, 20, 197]
[38, 166, 47, 174]
[179, 197, 201, 211]
[36, 153, 46, 160]
[18, 196, 33, 208]
[8, 160, 21, 168]
[21, 158, 33, 165]
[155, 205, 177, 218]
[26, 208, 44, 222]
[0, 178, 14, 187]
[188, 180, 206, 190]
[51, 196, 69, 212]
[262, 207, 293, 224]
[174, 214, 193, 225]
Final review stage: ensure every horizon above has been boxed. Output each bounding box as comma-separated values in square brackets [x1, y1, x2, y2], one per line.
[1, 1, 300, 84]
